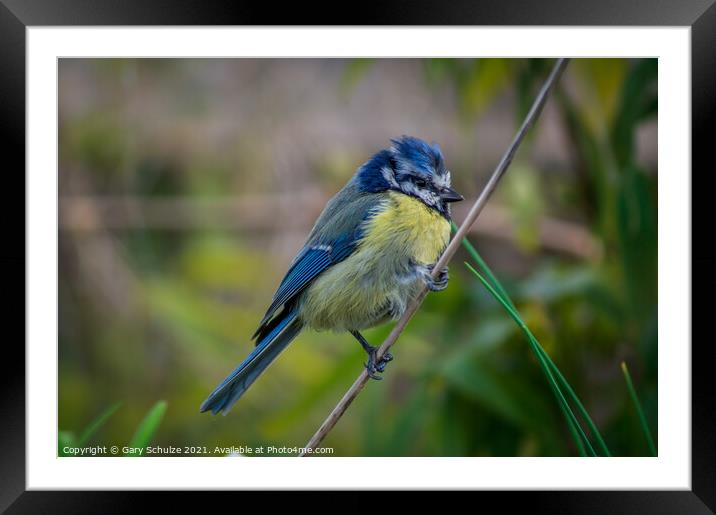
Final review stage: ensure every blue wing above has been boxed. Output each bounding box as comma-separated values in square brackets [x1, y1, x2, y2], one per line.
[252, 181, 384, 342]
[252, 229, 362, 341]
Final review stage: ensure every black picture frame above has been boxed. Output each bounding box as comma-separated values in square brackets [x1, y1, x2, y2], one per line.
[2, 1, 713, 510]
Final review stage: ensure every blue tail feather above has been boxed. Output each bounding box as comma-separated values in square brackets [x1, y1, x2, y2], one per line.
[200, 311, 302, 415]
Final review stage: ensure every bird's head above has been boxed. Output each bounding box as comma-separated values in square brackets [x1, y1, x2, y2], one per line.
[356, 135, 463, 218]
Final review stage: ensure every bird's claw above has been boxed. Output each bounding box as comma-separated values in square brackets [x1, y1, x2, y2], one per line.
[375, 352, 393, 373]
[425, 264, 449, 292]
[365, 349, 393, 379]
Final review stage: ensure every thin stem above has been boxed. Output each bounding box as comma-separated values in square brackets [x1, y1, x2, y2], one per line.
[300, 59, 570, 455]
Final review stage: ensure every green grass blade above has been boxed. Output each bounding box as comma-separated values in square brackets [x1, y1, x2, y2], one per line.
[566, 412, 588, 457]
[77, 402, 122, 446]
[527, 333, 588, 457]
[621, 361, 657, 456]
[537, 345, 611, 456]
[465, 261, 596, 456]
[456, 227, 612, 456]
[129, 401, 168, 451]
[58, 431, 76, 457]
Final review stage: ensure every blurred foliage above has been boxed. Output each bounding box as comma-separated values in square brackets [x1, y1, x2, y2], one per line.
[59, 401, 165, 456]
[129, 401, 168, 451]
[58, 58, 657, 456]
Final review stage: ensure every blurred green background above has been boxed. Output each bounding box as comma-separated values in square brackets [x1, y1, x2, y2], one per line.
[58, 58, 657, 457]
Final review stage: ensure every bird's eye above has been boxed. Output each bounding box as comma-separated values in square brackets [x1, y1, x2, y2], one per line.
[414, 177, 428, 188]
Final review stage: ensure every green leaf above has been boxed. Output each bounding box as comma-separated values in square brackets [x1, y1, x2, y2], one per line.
[462, 59, 512, 118]
[516, 59, 552, 125]
[262, 347, 364, 437]
[76, 402, 122, 446]
[58, 431, 76, 457]
[573, 59, 629, 133]
[128, 401, 167, 451]
[435, 391, 472, 456]
[464, 262, 592, 453]
[383, 386, 431, 456]
[611, 59, 657, 168]
[453, 316, 517, 359]
[517, 264, 597, 302]
[503, 164, 545, 253]
[464, 259, 611, 457]
[616, 165, 657, 321]
[458, 229, 613, 457]
[441, 352, 554, 434]
[424, 59, 514, 121]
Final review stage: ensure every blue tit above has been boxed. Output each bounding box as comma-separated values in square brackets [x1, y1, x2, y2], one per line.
[200, 135, 463, 415]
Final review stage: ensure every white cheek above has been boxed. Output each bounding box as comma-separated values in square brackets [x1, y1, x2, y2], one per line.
[434, 171, 451, 189]
[418, 190, 439, 206]
[381, 166, 399, 188]
[400, 182, 419, 196]
[400, 182, 441, 207]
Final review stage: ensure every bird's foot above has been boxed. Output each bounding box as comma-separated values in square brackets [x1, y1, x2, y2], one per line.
[365, 347, 394, 380]
[424, 264, 449, 292]
[351, 330, 394, 380]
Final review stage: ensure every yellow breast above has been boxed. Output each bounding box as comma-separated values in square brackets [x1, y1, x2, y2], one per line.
[297, 191, 450, 332]
[361, 191, 451, 265]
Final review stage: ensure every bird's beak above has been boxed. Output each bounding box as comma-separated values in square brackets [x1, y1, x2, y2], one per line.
[440, 187, 464, 203]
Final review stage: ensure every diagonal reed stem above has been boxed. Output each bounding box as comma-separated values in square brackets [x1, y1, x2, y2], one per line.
[300, 58, 570, 455]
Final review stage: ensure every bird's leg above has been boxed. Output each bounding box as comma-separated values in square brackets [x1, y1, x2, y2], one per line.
[350, 330, 393, 380]
[423, 264, 449, 292]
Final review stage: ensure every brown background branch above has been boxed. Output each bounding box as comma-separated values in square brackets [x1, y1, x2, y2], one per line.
[59, 194, 600, 260]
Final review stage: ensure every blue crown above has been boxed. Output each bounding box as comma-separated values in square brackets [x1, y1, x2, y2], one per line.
[356, 136, 445, 193]
[390, 136, 446, 178]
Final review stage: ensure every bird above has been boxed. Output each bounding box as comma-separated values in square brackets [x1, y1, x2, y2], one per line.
[200, 135, 463, 415]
